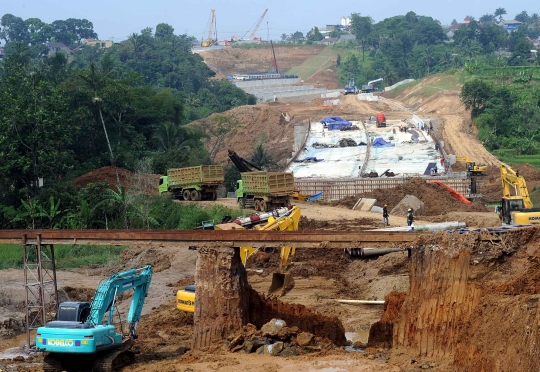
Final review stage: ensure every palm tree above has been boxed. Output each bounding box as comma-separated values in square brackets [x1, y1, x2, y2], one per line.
[494, 8, 507, 23]
[96, 185, 130, 229]
[152, 122, 195, 152]
[421, 46, 434, 75]
[250, 144, 275, 169]
[77, 64, 120, 186]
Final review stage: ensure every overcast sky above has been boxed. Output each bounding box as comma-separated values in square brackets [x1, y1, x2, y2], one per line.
[1, 0, 539, 42]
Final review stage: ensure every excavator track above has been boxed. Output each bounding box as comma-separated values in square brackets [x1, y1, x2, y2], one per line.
[41, 341, 135, 372]
[93, 347, 135, 372]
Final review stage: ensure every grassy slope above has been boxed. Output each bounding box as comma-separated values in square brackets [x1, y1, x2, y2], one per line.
[286, 47, 339, 80]
[0, 244, 127, 270]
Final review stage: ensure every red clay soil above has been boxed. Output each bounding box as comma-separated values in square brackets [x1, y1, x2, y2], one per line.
[248, 288, 347, 346]
[390, 227, 540, 371]
[73, 166, 160, 194]
[333, 177, 488, 216]
[367, 291, 407, 348]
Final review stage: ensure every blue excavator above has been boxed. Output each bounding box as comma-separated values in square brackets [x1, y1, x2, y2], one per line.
[36, 265, 153, 372]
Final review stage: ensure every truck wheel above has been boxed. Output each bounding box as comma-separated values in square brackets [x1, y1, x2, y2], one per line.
[260, 201, 268, 212]
[212, 192, 217, 201]
[190, 190, 200, 201]
[254, 200, 261, 211]
[183, 190, 191, 201]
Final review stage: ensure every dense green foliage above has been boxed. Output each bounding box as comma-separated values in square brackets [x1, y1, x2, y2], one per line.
[336, 9, 540, 87]
[0, 16, 255, 229]
[0, 14, 97, 48]
[0, 244, 127, 270]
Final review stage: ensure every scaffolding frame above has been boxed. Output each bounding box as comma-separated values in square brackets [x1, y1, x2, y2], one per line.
[22, 234, 59, 348]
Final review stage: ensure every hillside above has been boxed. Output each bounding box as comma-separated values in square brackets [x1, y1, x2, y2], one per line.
[198, 45, 325, 77]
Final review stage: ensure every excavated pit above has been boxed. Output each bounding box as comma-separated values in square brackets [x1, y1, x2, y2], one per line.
[193, 244, 346, 350]
[375, 226, 540, 371]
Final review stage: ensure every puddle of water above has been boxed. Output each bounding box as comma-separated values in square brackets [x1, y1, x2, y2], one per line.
[0, 347, 29, 360]
[345, 330, 369, 344]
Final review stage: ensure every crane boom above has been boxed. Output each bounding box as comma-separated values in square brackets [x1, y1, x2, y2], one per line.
[201, 9, 217, 47]
[247, 9, 268, 40]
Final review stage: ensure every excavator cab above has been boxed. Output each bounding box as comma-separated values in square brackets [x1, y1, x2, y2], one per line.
[501, 198, 525, 224]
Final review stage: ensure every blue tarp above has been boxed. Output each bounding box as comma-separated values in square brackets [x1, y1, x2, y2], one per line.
[321, 116, 345, 124]
[307, 191, 324, 202]
[327, 122, 352, 130]
[372, 137, 395, 147]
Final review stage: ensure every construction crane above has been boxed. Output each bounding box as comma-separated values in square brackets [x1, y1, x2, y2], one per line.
[241, 9, 268, 41]
[200, 9, 218, 47]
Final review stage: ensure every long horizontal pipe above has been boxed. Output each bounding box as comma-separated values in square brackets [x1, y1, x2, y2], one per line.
[0, 229, 428, 248]
[336, 300, 385, 305]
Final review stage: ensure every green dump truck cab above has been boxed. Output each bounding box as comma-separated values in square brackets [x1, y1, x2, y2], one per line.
[236, 171, 294, 211]
[159, 165, 224, 201]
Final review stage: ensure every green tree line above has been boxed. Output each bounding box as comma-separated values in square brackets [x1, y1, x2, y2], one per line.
[0, 18, 255, 229]
[336, 8, 540, 87]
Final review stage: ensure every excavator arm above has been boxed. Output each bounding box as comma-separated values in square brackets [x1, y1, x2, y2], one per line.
[88, 265, 153, 337]
[500, 163, 533, 208]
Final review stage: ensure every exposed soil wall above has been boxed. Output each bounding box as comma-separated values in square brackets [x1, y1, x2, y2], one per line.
[391, 227, 540, 371]
[194, 245, 347, 349]
[248, 290, 347, 346]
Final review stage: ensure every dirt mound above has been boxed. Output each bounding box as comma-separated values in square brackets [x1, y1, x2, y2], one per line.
[333, 177, 488, 216]
[480, 163, 540, 203]
[299, 216, 379, 230]
[60, 286, 95, 302]
[73, 166, 160, 193]
[513, 163, 540, 179]
[74, 166, 133, 189]
[134, 300, 193, 363]
[119, 245, 172, 273]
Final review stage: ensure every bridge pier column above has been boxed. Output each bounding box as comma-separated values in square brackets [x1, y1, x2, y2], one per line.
[192, 245, 250, 349]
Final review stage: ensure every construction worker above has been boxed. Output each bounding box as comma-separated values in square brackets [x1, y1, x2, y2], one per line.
[407, 208, 414, 227]
[382, 204, 389, 226]
[322, 128, 325, 137]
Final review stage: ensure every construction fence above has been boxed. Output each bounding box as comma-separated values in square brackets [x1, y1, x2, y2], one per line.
[294, 176, 470, 201]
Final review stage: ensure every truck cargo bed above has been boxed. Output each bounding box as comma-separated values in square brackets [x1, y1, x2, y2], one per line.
[168, 165, 224, 187]
[241, 172, 294, 196]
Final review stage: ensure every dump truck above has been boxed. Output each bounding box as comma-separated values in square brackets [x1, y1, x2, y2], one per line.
[158, 165, 224, 201]
[376, 112, 386, 127]
[344, 78, 357, 95]
[236, 171, 294, 211]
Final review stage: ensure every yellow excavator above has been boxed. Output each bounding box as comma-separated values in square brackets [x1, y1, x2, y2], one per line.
[500, 163, 540, 225]
[456, 156, 488, 175]
[177, 206, 301, 313]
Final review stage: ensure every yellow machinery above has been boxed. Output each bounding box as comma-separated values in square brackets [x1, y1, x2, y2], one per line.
[200, 9, 217, 47]
[500, 163, 540, 225]
[456, 156, 488, 174]
[177, 206, 301, 313]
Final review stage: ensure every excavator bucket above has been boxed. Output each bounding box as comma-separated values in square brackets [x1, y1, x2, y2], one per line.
[269, 272, 295, 296]
[268, 246, 295, 296]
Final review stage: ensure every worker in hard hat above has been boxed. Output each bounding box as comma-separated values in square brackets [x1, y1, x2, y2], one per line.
[382, 204, 389, 226]
[407, 208, 414, 227]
